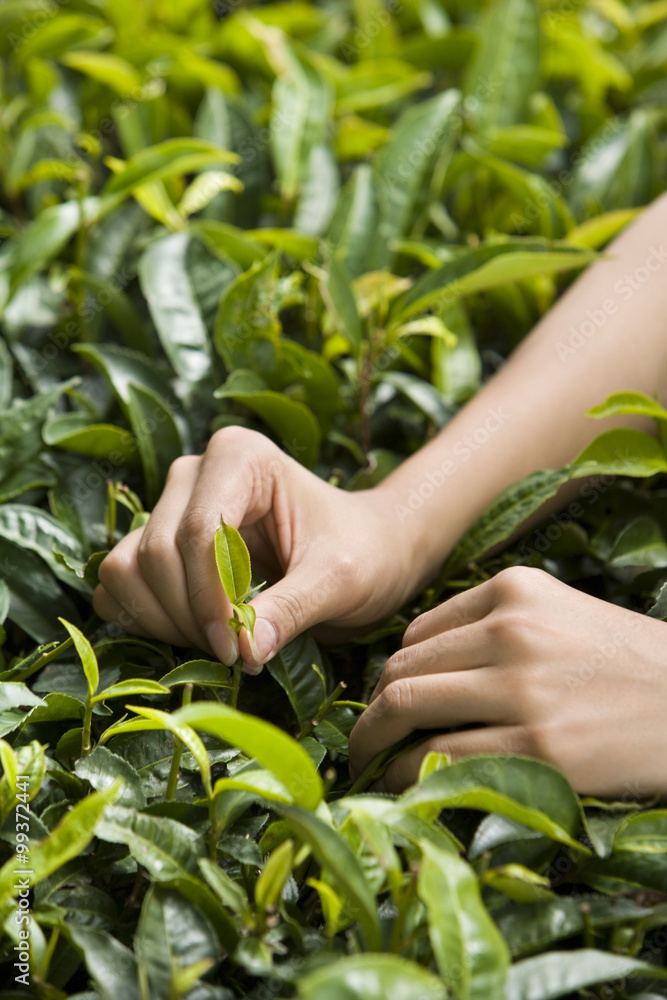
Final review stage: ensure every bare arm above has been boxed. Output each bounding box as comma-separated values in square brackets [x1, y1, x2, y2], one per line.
[377, 192, 667, 585]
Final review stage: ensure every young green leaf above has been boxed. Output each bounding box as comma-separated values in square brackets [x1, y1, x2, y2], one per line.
[176, 702, 322, 810]
[215, 516, 252, 607]
[59, 618, 99, 698]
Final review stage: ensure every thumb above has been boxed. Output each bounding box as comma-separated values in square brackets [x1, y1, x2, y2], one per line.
[239, 564, 339, 673]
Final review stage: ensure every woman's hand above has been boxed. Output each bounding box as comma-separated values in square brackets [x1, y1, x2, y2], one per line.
[349, 566, 667, 798]
[93, 427, 421, 672]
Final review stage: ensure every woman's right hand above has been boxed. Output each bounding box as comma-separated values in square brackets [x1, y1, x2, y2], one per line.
[93, 427, 422, 671]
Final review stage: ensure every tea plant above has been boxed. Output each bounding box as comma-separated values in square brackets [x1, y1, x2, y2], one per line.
[1, 0, 667, 996]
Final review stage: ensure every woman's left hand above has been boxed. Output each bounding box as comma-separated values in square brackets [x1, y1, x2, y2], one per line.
[349, 567, 667, 798]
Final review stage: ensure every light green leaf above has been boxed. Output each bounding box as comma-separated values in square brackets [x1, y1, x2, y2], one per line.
[104, 138, 238, 197]
[324, 252, 363, 354]
[0, 785, 119, 921]
[297, 954, 447, 1000]
[178, 171, 244, 218]
[282, 805, 381, 949]
[59, 618, 99, 698]
[269, 39, 334, 201]
[396, 243, 594, 322]
[215, 376, 321, 468]
[463, 0, 540, 131]
[328, 164, 379, 278]
[43, 413, 136, 462]
[176, 702, 323, 810]
[391, 755, 585, 850]
[92, 679, 170, 703]
[160, 660, 231, 688]
[587, 390, 667, 422]
[255, 838, 294, 911]
[481, 864, 555, 903]
[505, 949, 667, 1000]
[60, 49, 142, 94]
[573, 428, 667, 476]
[613, 810, 667, 853]
[138, 232, 213, 384]
[213, 767, 293, 805]
[418, 841, 510, 999]
[371, 89, 460, 269]
[215, 517, 251, 606]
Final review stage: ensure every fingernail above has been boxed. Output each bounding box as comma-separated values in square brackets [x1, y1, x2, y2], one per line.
[206, 622, 238, 667]
[241, 627, 264, 675]
[252, 618, 277, 662]
[242, 660, 264, 676]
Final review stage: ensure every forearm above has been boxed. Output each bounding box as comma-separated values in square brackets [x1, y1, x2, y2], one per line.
[377, 192, 667, 581]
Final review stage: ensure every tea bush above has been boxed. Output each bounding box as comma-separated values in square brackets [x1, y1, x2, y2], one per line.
[1, 0, 667, 997]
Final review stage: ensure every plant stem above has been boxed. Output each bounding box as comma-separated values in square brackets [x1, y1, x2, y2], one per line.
[81, 694, 93, 756]
[296, 681, 348, 741]
[230, 660, 242, 710]
[105, 481, 117, 549]
[358, 348, 373, 457]
[165, 683, 193, 801]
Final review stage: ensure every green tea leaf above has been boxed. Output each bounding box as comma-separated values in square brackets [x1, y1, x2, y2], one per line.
[391, 755, 584, 850]
[0, 784, 119, 919]
[463, 0, 541, 131]
[59, 618, 99, 698]
[67, 926, 140, 1000]
[176, 702, 323, 810]
[104, 138, 238, 196]
[371, 89, 461, 269]
[418, 842, 510, 999]
[297, 954, 447, 1000]
[215, 517, 252, 606]
[95, 805, 204, 880]
[92, 679, 170, 703]
[267, 633, 326, 732]
[505, 949, 667, 1000]
[74, 745, 146, 809]
[160, 660, 231, 688]
[138, 232, 213, 384]
[282, 805, 381, 949]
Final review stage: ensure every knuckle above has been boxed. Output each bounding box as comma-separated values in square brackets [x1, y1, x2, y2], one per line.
[377, 679, 412, 718]
[209, 425, 270, 455]
[379, 651, 406, 689]
[176, 504, 217, 554]
[137, 532, 172, 574]
[403, 613, 427, 648]
[166, 454, 199, 482]
[333, 553, 363, 590]
[484, 609, 533, 648]
[520, 721, 553, 763]
[490, 566, 546, 603]
[97, 548, 130, 590]
[271, 588, 304, 635]
[425, 734, 455, 762]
